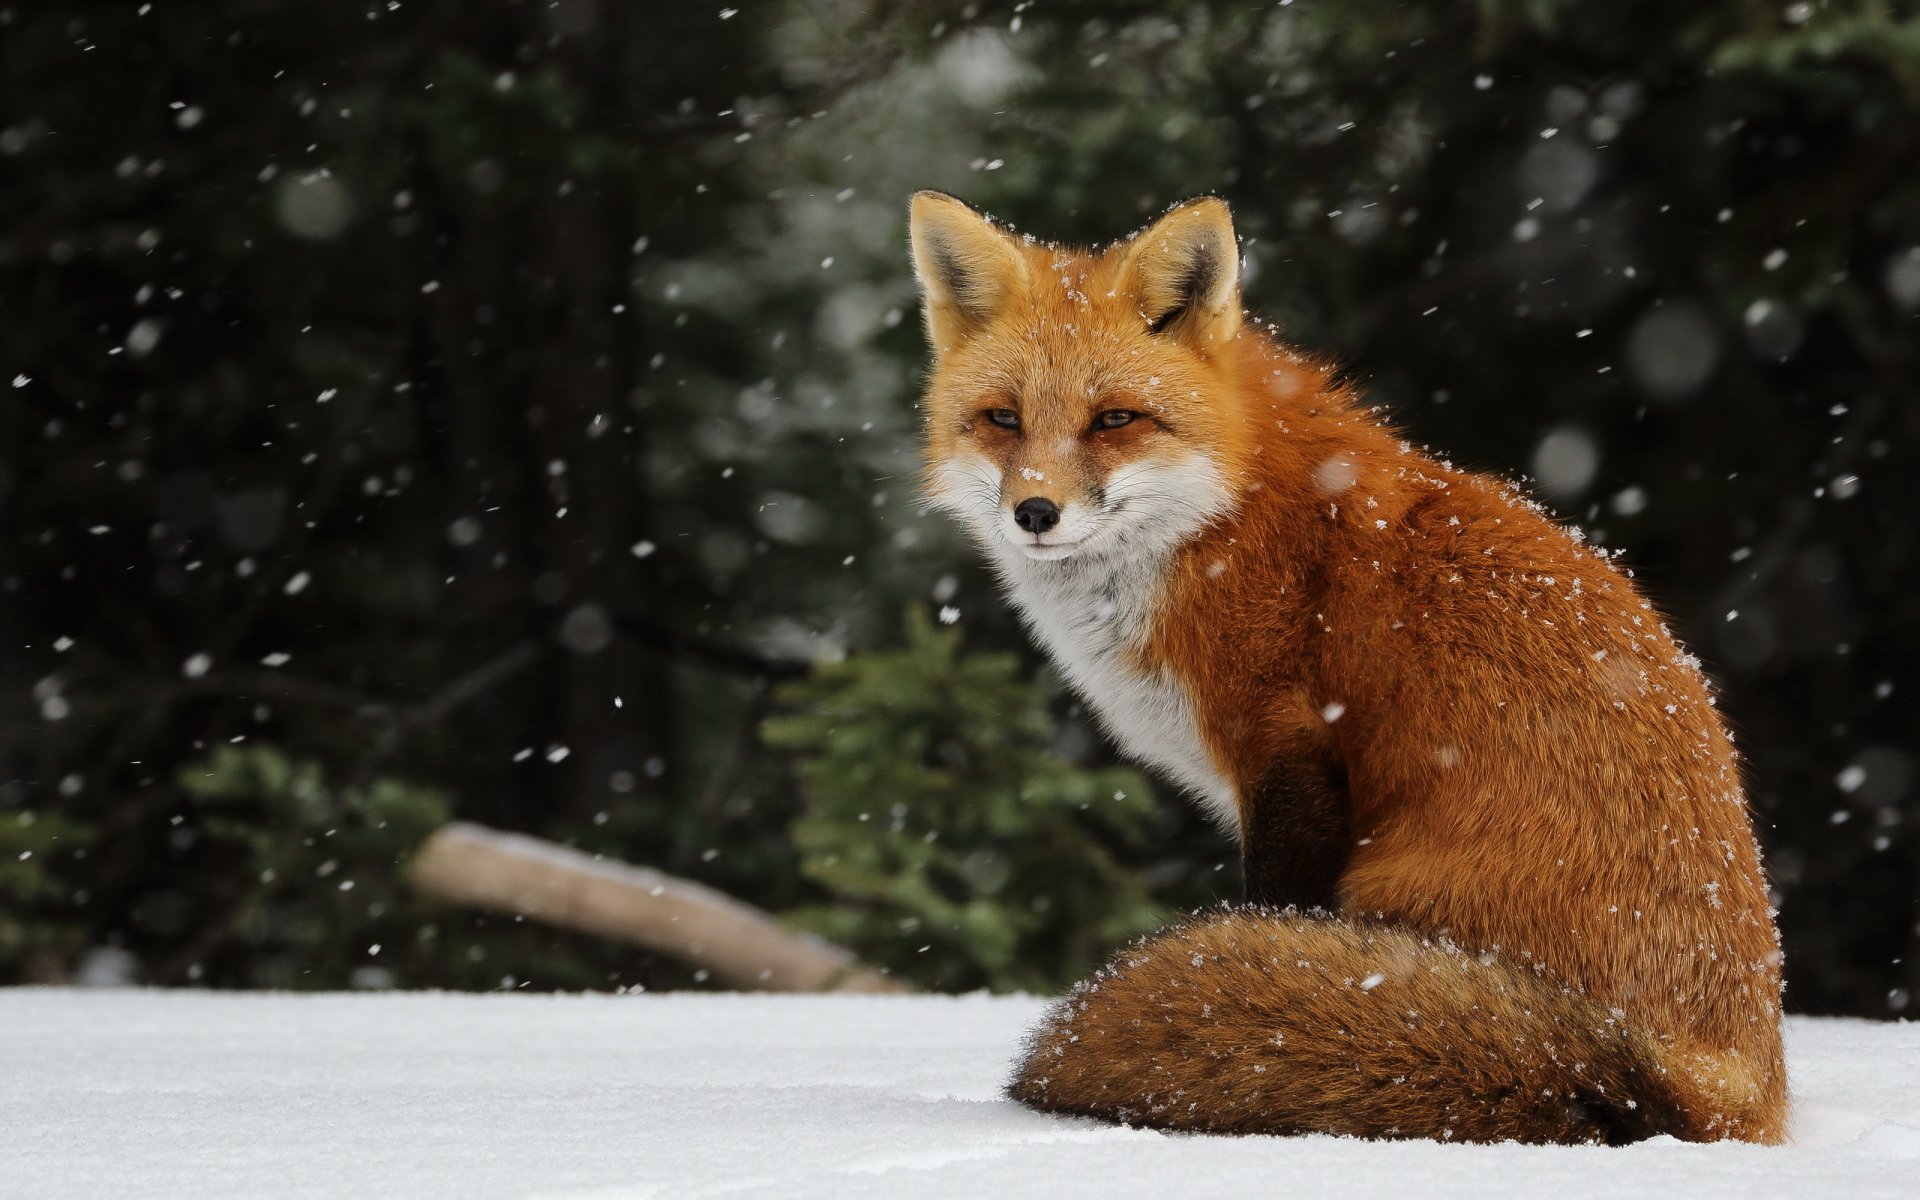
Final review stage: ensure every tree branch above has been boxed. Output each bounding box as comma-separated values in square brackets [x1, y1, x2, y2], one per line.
[613, 611, 810, 680]
[408, 821, 902, 993]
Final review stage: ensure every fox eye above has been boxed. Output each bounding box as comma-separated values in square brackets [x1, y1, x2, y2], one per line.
[983, 408, 1021, 430]
[1093, 410, 1138, 430]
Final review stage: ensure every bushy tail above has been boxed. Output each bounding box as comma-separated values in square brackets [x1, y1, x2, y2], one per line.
[1010, 908, 1698, 1145]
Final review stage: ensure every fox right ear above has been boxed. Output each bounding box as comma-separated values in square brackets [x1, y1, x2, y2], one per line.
[1120, 196, 1242, 349]
[908, 191, 1029, 358]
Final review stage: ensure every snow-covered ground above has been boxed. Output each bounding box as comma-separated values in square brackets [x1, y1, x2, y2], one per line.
[6, 989, 1916, 1198]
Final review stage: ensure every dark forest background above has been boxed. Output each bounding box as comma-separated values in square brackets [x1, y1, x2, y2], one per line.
[1, 1, 1915, 1015]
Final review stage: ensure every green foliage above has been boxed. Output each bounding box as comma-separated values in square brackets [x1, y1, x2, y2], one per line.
[150, 746, 653, 991]
[176, 745, 449, 988]
[766, 611, 1162, 992]
[0, 806, 97, 975]
[1714, 5, 1920, 100]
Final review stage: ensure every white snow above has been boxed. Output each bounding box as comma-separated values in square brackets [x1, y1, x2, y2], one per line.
[6, 989, 1918, 1198]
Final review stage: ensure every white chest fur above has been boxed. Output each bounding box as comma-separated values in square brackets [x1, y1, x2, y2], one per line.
[987, 542, 1239, 834]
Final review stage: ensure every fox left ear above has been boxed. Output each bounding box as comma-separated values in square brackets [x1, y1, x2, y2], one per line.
[1121, 196, 1242, 348]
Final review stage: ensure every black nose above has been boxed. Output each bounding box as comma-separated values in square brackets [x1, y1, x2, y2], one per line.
[1013, 497, 1061, 534]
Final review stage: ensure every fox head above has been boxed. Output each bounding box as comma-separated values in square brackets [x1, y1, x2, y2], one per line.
[908, 191, 1252, 566]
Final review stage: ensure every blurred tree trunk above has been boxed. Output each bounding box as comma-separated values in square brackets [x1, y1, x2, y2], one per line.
[525, 0, 677, 823]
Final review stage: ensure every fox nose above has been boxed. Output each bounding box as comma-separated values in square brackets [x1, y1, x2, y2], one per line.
[1013, 497, 1061, 535]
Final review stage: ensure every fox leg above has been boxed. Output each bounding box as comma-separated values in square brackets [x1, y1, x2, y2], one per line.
[1238, 758, 1350, 909]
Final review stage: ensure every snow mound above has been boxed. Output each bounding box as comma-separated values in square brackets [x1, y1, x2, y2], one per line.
[6, 989, 1916, 1198]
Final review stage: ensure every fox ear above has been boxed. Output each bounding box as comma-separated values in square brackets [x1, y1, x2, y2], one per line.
[909, 191, 1029, 357]
[1122, 196, 1242, 348]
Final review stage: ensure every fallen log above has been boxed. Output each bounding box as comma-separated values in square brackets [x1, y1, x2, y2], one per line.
[408, 821, 903, 993]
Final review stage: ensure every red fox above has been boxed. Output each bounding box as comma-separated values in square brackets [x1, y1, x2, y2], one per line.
[907, 191, 1786, 1144]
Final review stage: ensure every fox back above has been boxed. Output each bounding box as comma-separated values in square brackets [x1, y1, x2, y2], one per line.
[908, 191, 1787, 1144]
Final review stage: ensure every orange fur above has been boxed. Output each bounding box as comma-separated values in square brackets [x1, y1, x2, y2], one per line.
[908, 191, 1786, 1144]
